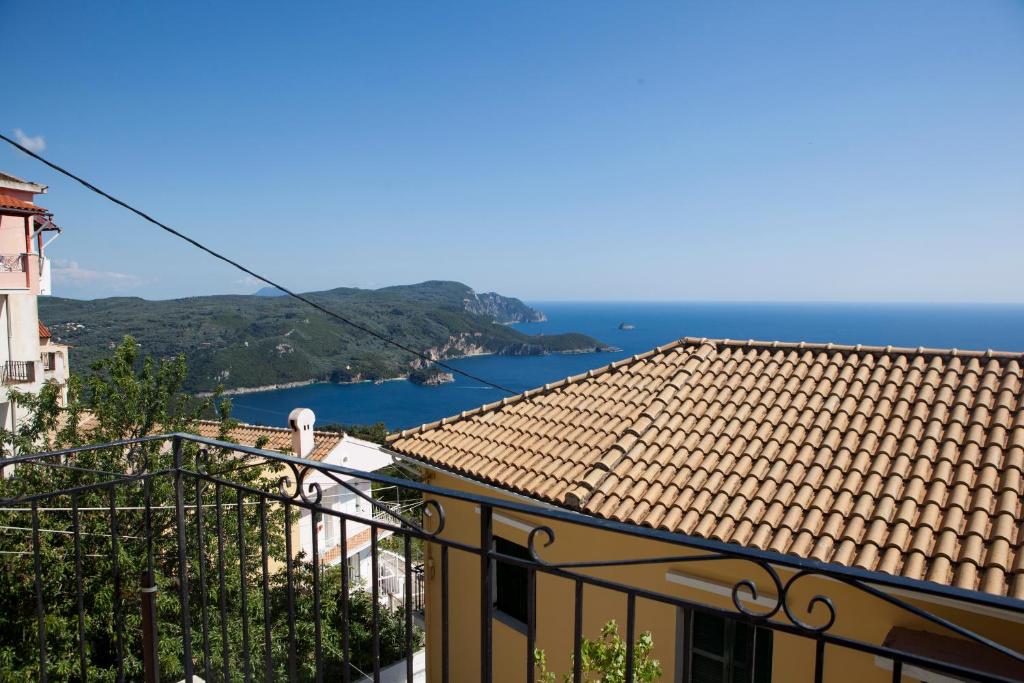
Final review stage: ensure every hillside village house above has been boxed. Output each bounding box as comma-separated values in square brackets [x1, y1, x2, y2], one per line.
[192, 408, 409, 598]
[0, 172, 68, 438]
[389, 337, 1024, 683]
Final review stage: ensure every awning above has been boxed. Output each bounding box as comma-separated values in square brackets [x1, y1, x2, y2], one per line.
[32, 214, 62, 232]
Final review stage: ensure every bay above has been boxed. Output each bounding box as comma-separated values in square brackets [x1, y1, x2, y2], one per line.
[230, 302, 1024, 431]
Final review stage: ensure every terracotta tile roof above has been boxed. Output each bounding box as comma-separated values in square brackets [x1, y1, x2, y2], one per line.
[389, 337, 1024, 598]
[64, 414, 342, 461]
[38, 321, 51, 339]
[0, 194, 47, 214]
[194, 420, 342, 461]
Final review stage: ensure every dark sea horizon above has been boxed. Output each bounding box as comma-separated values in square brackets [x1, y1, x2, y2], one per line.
[229, 302, 1024, 432]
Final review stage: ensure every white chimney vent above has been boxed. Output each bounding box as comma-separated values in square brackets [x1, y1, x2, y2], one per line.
[288, 407, 316, 458]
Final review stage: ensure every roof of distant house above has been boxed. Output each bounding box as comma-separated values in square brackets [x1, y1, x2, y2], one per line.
[0, 171, 46, 194]
[193, 420, 343, 461]
[390, 336, 1024, 598]
[39, 322, 51, 339]
[0, 193, 47, 214]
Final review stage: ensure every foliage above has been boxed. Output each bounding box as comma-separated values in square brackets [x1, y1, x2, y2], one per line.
[39, 281, 608, 392]
[319, 422, 389, 445]
[534, 619, 662, 683]
[0, 337, 421, 680]
[267, 562, 423, 681]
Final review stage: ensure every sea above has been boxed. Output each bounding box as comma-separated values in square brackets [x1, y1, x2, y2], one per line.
[229, 302, 1024, 432]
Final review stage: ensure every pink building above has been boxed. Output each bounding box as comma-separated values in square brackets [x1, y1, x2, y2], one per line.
[0, 172, 67, 438]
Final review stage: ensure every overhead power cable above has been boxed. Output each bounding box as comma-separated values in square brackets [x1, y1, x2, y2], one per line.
[0, 132, 518, 395]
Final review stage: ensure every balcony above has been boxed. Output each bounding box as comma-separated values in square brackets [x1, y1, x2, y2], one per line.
[0, 434, 1022, 682]
[0, 253, 41, 293]
[0, 253, 25, 273]
[2, 359, 35, 383]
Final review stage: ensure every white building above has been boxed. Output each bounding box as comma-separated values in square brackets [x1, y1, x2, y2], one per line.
[0, 172, 68, 441]
[194, 409, 410, 599]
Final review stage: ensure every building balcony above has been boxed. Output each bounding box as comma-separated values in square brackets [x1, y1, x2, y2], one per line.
[0, 253, 44, 294]
[0, 434, 1022, 682]
[2, 359, 35, 383]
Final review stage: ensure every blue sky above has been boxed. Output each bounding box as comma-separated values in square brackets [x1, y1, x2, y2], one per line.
[2, 2, 1022, 302]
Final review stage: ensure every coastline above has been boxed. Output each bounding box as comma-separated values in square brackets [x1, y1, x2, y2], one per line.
[198, 379, 320, 397]
[197, 345, 613, 397]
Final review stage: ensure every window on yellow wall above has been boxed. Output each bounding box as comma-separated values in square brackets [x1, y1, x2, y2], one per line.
[494, 537, 531, 625]
[688, 611, 772, 683]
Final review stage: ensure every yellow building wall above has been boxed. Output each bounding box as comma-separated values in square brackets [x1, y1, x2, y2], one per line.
[419, 471, 1024, 683]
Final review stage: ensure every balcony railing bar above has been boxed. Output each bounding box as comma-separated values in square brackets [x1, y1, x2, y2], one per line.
[0, 253, 26, 273]
[371, 524, 381, 682]
[188, 440, 1024, 683]
[2, 359, 35, 383]
[6, 451, 1023, 683]
[16, 436, 1024, 682]
[0, 467, 172, 505]
[311, 496, 323, 682]
[403, 534, 414, 683]
[3, 434, 1024, 683]
[132, 432, 1013, 617]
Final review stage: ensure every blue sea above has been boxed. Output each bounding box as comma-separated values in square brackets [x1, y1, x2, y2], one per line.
[230, 302, 1024, 432]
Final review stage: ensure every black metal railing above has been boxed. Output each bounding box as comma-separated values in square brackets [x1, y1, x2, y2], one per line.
[2, 359, 35, 383]
[0, 433, 1023, 682]
[412, 563, 425, 614]
[0, 253, 26, 273]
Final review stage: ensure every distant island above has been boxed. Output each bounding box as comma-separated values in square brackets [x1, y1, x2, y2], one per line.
[618, 322, 636, 330]
[40, 280, 609, 393]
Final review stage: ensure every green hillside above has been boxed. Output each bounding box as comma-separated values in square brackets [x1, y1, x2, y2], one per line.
[39, 281, 609, 392]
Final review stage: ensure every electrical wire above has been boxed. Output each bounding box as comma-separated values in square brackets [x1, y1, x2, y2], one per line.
[0, 132, 518, 395]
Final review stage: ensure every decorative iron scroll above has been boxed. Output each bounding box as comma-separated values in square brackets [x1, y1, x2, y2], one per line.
[272, 458, 446, 539]
[0, 254, 24, 273]
[522, 521, 1020, 665]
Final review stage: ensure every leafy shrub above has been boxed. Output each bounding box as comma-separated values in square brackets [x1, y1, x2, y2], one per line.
[534, 619, 662, 682]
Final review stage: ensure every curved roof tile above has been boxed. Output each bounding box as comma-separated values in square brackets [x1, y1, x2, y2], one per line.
[389, 336, 1024, 598]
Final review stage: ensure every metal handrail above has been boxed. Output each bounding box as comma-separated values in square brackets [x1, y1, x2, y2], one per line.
[1, 432, 1022, 683]
[2, 359, 35, 383]
[0, 253, 26, 273]
[5, 431, 1024, 616]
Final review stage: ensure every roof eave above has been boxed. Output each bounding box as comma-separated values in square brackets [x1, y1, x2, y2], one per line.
[0, 173, 47, 194]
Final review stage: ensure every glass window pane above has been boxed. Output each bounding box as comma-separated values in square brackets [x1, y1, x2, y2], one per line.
[692, 653, 725, 683]
[753, 629, 773, 683]
[494, 537, 530, 623]
[692, 612, 727, 656]
[688, 615, 773, 683]
[733, 621, 751, 661]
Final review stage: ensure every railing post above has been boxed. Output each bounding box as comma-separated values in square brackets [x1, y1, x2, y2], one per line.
[31, 501, 47, 683]
[173, 435, 195, 681]
[480, 504, 493, 683]
[140, 570, 160, 683]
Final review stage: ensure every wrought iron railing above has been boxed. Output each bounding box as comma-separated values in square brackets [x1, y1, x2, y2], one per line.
[0, 433, 1022, 682]
[372, 499, 404, 527]
[0, 253, 26, 273]
[412, 563, 425, 614]
[2, 359, 35, 383]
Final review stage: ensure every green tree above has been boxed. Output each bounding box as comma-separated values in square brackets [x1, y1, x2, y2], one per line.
[319, 422, 389, 445]
[534, 619, 662, 683]
[273, 563, 423, 680]
[0, 337, 420, 681]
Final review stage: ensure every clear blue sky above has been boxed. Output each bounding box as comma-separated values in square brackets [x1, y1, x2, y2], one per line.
[3, 2, 1022, 302]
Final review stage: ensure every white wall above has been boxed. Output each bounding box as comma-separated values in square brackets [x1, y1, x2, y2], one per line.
[0, 293, 43, 434]
[298, 478, 377, 564]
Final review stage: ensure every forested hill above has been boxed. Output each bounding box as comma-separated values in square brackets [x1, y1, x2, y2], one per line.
[39, 281, 609, 392]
